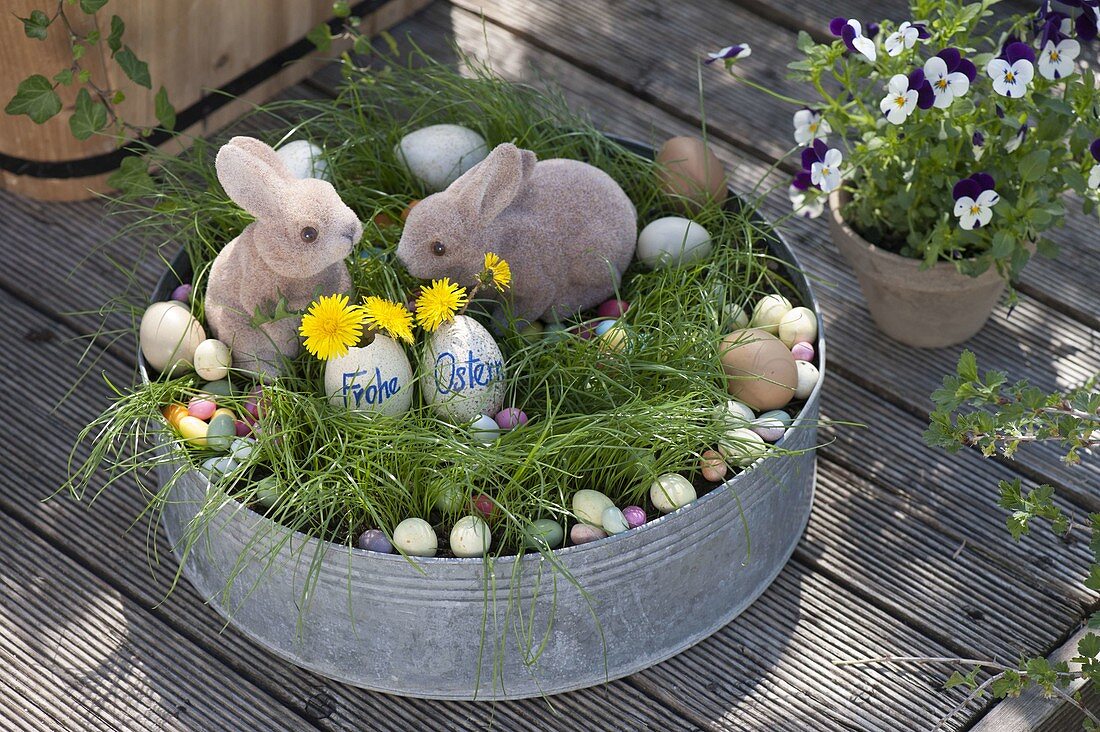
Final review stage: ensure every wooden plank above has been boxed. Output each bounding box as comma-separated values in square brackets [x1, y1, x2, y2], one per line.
[0, 511, 316, 731]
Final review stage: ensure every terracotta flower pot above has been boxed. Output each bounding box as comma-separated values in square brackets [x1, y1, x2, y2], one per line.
[827, 190, 1006, 349]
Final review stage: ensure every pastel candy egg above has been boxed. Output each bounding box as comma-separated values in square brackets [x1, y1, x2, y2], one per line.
[449, 515, 492, 557]
[700, 449, 728, 482]
[598, 324, 629, 353]
[176, 416, 209, 447]
[193, 339, 232, 381]
[778, 307, 818, 348]
[275, 139, 330, 181]
[201, 379, 234, 397]
[206, 413, 237, 452]
[162, 403, 188, 429]
[357, 528, 393, 554]
[522, 519, 565, 549]
[719, 328, 798, 411]
[495, 407, 528, 430]
[750, 414, 786, 443]
[596, 299, 629, 318]
[420, 315, 505, 422]
[601, 506, 630, 535]
[622, 506, 647, 528]
[723, 303, 750, 331]
[791, 342, 815, 362]
[395, 124, 489, 192]
[188, 398, 217, 421]
[720, 428, 769, 468]
[251, 476, 281, 509]
[593, 319, 617, 337]
[229, 437, 256, 463]
[471, 414, 500, 444]
[750, 295, 793, 335]
[170, 284, 192, 303]
[393, 518, 438, 557]
[212, 408, 235, 421]
[795, 361, 820, 400]
[570, 523, 608, 546]
[649, 474, 697, 514]
[200, 455, 237, 479]
[573, 489, 615, 526]
[234, 420, 252, 437]
[758, 409, 792, 428]
[325, 335, 414, 417]
[472, 494, 495, 518]
[720, 399, 755, 427]
[139, 301, 206, 375]
[637, 217, 712, 269]
[433, 484, 465, 514]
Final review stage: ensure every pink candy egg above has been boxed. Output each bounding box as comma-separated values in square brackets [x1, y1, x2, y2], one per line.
[596, 299, 629, 319]
[570, 523, 607, 545]
[170, 283, 192, 303]
[234, 420, 252, 437]
[622, 506, 647, 529]
[700, 449, 729, 482]
[791, 342, 815, 362]
[495, 407, 528, 430]
[188, 398, 217, 421]
[473, 494, 495, 518]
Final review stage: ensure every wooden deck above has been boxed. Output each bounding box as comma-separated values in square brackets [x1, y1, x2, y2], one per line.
[3, 1, 1098, 729]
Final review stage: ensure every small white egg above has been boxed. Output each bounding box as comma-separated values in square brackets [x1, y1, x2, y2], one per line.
[449, 515, 492, 557]
[795, 361, 820, 400]
[636, 217, 712, 268]
[275, 140, 330, 181]
[778, 307, 818, 347]
[393, 518, 438, 557]
[719, 399, 756, 428]
[750, 295, 793, 335]
[724, 302, 750, 330]
[649, 474, 697, 514]
[720, 428, 769, 468]
[471, 414, 500, 444]
[193, 338, 232, 381]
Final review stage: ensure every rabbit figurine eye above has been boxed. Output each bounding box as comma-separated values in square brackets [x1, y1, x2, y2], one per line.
[431, 241, 446, 256]
[301, 226, 318, 243]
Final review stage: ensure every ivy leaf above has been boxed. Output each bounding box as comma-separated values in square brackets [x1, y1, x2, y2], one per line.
[21, 9, 51, 40]
[79, 0, 109, 13]
[306, 23, 332, 52]
[154, 86, 175, 131]
[333, 1, 351, 18]
[107, 15, 124, 54]
[53, 69, 74, 85]
[69, 88, 108, 140]
[4, 75, 62, 124]
[114, 46, 151, 88]
[106, 156, 153, 195]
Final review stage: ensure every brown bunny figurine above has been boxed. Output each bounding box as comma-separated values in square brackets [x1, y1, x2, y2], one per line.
[397, 142, 637, 322]
[205, 136, 362, 376]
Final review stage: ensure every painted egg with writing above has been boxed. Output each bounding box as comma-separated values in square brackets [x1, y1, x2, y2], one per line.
[420, 314, 506, 422]
[324, 335, 414, 417]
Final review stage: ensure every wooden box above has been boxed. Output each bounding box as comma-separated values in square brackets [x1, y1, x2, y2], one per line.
[0, 0, 431, 200]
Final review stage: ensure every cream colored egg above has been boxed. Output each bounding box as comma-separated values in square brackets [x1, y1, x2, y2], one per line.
[573, 489, 615, 526]
[139, 301, 206, 375]
[325, 335, 414, 416]
[778, 307, 818, 347]
[449, 515, 492, 557]
[275, 140, 330, 181]
[193, 339, 232, 381]
[750, 295, 793, 335]
[636, 217, 712, 268]
[720, 428, 769, 468]
[649, 473, 697, 514]
[393, 518, 438, 557]
[723, 302, 750, 331]
[395, 124, 489, 191]
[795, 361, 820, 400]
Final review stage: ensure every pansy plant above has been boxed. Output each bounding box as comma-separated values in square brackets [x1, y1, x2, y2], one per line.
[713, 0, 1100, 283]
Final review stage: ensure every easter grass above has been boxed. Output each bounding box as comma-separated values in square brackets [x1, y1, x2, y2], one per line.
[64, 40, 819, 688]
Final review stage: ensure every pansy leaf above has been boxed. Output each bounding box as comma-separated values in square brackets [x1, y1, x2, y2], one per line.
[1036, 238, 1059, 258]
[107, 15, 124, 54]
[991, 231, 1015, 259]
[114, 46, 151, 88]
[4, 75, 62, 124]
[79, 0, 109, 13]
[69, 87, 108, 140]
[1019, 149, 1050, 182]
[21, 9, 51, 40]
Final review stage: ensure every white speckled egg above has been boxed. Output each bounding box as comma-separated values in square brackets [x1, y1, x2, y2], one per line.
[193, 339, 231, 381]
[420, 315, 505, 422]
[393, 518, 438, 557]
[636, 217, 712, 268]
[778, 307, 818, 347]
[325, 335, 414, 417]
[750, 295, 793, 335]
[573, 489, 615, 526]
[395, 124, 489, 192]
[649, 474, 697, 514]
[275, 140, 330, 181]
[795, 361, 820, 400]
[140, 301, 206, 375]
[449, 515, 492, 557]
[720, 428, 769, 468]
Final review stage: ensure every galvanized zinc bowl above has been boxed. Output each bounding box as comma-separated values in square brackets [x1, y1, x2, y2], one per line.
[147, 138, 823, 700]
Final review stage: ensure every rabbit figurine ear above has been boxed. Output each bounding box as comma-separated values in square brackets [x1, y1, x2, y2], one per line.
[215, 136, 291, 219]
[454, 143, 537, 222]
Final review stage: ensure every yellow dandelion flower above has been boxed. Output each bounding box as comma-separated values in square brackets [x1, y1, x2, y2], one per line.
[482, 252, 512, 292]
[298, 293, 364, 360]
[415, 278, 468, 332]
[362, 296, 415, 344]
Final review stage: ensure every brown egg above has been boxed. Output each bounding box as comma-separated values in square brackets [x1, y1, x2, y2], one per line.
[719, 328, 798, 411]
[655, 136, 728, 212]
[400, 198, 421, 221]
[373, 211, 398, 228]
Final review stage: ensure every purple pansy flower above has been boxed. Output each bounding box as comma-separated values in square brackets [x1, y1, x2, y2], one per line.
[884, 21, 930, 56]
[907, 68, 936, 109]
[952, 173, 1000, 230]
[1038, 36, 1080, 79]
[1089, 139, 1100, 189]
[972, 130, 986, 160]
[830, 17, 877, 61]
[1005, 123, 1029, 153]
[1057, 0, 1100, 40]
[920, 48, 976, 109]
[800, 139, 843, 193]
[705, 44, 752, 65]
[987, 42, 1036, 97]
[788, 171, 824, 218]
